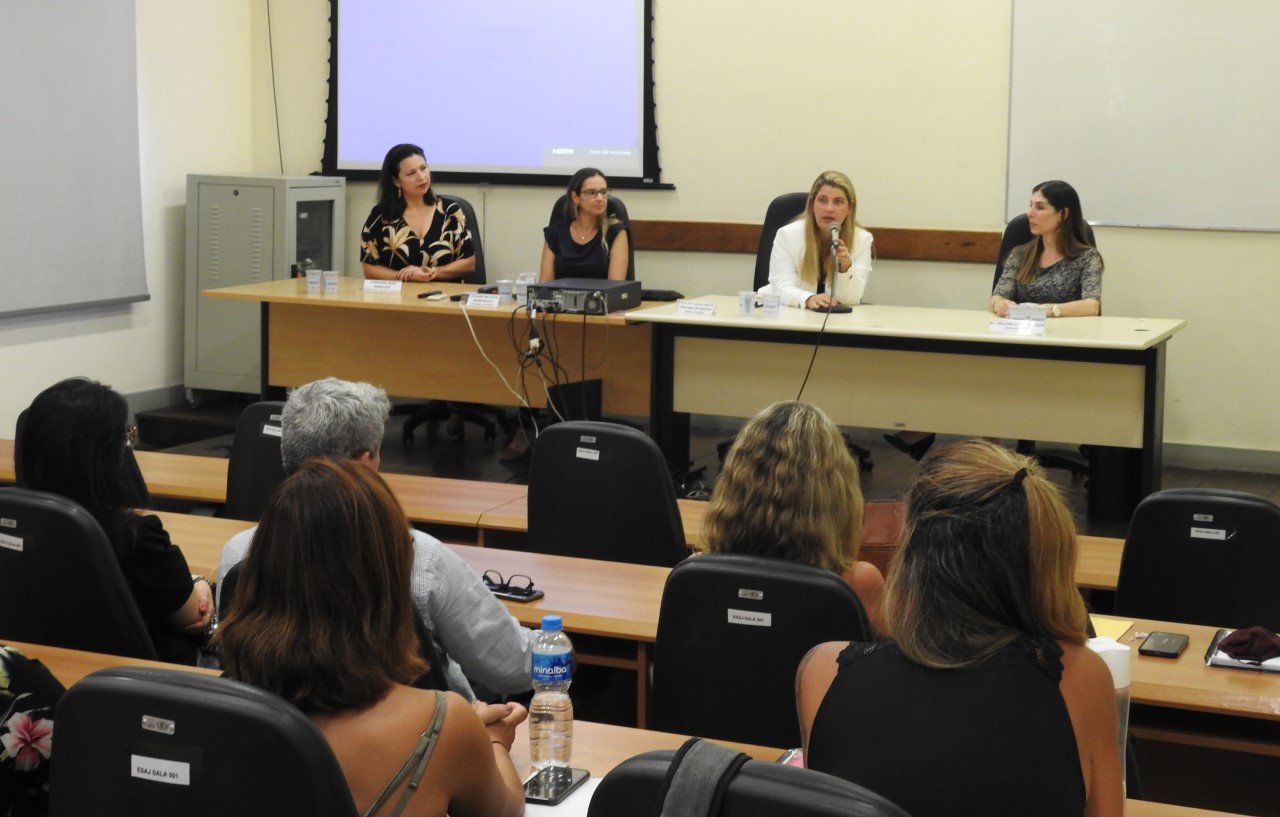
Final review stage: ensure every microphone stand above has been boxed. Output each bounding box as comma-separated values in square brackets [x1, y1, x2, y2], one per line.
[816, 227, 853, 314]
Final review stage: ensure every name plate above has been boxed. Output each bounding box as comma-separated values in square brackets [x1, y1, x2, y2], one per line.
[362, 280, 402, 293]
[676, 299, 717, 316]
[988, 318, 1045, 337]
[466, 292, 501, 308]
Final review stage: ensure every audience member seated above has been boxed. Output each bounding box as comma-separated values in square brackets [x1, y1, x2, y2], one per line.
[216, 377, 533, 701]
[18, 378, 213, 665]
[0, 645, 64, 817]
[219, 458, 526, 817]
[759, 170, 873, 311]
[539, 166, 630, 282]
[796, 440, 1122, 817]
[700, 401, 885, 634]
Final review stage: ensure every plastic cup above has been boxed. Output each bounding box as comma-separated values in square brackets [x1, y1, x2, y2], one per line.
[323, 270, 339, 294]
[305, 269, 322, 294]
[762, 293, 781, 317]
[738, 291, 756, 316]
[497, 279, 514, 302]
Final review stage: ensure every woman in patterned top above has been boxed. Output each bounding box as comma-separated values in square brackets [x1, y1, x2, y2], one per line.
[991, 180, 1103, 318]
[0, 645, 64, 817]
[361, 143, 475, 283]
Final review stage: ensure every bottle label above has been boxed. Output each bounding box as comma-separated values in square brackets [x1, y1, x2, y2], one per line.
[531, 651, 572, 685]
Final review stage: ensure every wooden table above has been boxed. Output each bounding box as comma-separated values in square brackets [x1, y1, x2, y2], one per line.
[629, 298, 1185, 497]
[478, 493, 710, 549]
[202, 278, 653, 414]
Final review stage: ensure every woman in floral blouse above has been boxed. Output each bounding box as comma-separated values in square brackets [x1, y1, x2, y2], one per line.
[361, 143, 475, 283]
[0, 645, 64, 817]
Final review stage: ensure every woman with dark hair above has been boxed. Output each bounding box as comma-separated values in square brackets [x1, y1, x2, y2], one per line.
[219, 458, 526, 817]
[361, 143, 475, 283]
[18, 378, 213, 665]
[539, 167, 629, 281]
[991, 179, 1103, 318]
[796, 440, 1123, 817]
[701, 401, 884, 633]
[761, 170, 873, 311]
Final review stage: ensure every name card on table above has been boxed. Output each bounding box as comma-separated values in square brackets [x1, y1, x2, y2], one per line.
[676, 299, 717, 316]
[466, 292, 502, 308]
[362, 280, 402, 293]
[988, 318, 1045, 337]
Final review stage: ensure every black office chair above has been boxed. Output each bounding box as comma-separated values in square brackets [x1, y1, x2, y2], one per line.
[528, 421, 687, 567]
[49, 667, 358, 817]
[401, 193, 512, 445]
[220, 401, 286, 521]
[587, 743, 912, 817]
[546, 193, 635, 279]
[0, 487, 158, 660]
[650, 554, 872, 748]
[1114, 488, 1280, 630]
[996, 213, 1099, 479]
[751, 191, 807, 291]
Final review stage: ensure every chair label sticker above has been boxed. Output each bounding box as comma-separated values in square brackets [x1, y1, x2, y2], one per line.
[0, 516, 15, 528]
[1192, 513, 1214, 522]
[1190, 526, 1226, 540]
[130, 755, 190, 786]
[676, 299, 716, 316]
[575, 447, 600, 461]
[737, 589, 764, 600]
[261, 424, 283, 438]
[0, 532, 22, 552]
[727, 608, 772, 627]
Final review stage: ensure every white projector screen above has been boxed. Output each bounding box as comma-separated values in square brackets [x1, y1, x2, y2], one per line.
[324, 0, 662, 187]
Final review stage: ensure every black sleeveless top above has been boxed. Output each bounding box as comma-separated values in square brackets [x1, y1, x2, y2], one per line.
[807, 640, 1085, 817]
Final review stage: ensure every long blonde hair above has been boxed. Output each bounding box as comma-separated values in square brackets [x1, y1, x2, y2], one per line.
[884, 440, 1088, 669]
[702, 401, 864, 573]
[798, 171, 859, 291]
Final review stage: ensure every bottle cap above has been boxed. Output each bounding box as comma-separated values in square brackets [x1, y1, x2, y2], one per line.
[540, 614, 563, 632]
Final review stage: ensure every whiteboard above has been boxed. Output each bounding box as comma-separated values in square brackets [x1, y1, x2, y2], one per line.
[1007, 0, 1280, 231]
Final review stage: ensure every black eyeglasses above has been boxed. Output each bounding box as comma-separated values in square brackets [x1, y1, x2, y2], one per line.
[483, 570, 541, 600]
[578, 188, 610, 200]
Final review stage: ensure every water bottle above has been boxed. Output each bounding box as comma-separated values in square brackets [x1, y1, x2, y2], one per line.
[529, 614, 574, 769]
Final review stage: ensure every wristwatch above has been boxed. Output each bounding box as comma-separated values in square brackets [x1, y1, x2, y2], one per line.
[1051, 304, 1062, 318]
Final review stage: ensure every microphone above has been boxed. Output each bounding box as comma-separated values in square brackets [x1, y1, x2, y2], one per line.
[817, 220, 853, 314]
[829, 222, 841, 249]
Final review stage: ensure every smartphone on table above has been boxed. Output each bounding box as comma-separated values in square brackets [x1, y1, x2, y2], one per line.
[1139, 631, 1190, 658]
[524, 767, 590, 806]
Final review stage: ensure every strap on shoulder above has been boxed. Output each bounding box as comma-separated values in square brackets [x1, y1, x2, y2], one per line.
[654, 737, 750, 817]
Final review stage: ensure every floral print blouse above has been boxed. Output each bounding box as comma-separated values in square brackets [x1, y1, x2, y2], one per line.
[360, 199, 474, 271]
[1, 646, 64, 816]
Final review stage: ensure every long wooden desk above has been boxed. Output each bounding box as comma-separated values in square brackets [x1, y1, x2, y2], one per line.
[628, 298, 1185, 497]
[202, 278, 653, 414]
[0, 641, 1249, 816]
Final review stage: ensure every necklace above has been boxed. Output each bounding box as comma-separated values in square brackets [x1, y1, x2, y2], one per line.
[572, 221, 598, 243]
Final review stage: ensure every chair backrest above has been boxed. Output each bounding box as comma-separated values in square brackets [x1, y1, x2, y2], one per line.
[438, 193, 486, 284]
[546, 194, 635, 279]
[1114, 488, 1280, 630]
[221, 401, 287, 522]
[650, 554, 872, 747]
[527, 421, 686, 567]
[752, 192, 808, 291]
[0, 487, 157, 660]
[993, 213, 1098, 290]
[587, 747, 912, 817]
[50, 667, 358, 817]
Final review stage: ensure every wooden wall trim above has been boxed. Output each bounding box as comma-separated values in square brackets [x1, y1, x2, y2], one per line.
[629, 220, 1002, 264]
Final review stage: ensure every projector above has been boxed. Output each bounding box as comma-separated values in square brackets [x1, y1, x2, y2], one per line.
[527, 278, 642, 315]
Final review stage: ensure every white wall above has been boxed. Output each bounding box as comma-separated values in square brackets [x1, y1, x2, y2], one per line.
[4, 0, 1277, 469]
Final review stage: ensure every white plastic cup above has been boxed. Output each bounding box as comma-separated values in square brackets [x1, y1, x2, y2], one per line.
[323, 270, 339, 294]
[305, 269, 322, 294]
[1087, 637, 1132, 793]
[497, 279, 514, 303]
[738, 291, 756, 316]
[762, 292, 781, 317]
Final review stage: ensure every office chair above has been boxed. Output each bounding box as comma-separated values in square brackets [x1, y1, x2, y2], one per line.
[587, 744, 912, 817]
[528, 421, 688, 567]
[49, 667, 358, 817]
[650, 554, 872, 748]
[996, 213, 1100, 480]
[1114, 488, 1280, 630]
[0, 487, 158, 660]
[546, 193, 635, 279]
[401, 193, 511, 446]
[220, 400, 286, 521]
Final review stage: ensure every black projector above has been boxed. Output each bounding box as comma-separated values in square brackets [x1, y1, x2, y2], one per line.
[526, 278, 642, 314]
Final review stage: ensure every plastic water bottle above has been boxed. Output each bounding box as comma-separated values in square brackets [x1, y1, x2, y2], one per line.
[529, 614, 574, 769]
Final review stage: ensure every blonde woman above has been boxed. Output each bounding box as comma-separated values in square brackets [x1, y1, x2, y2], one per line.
[797, 440, 1123, 817]
[761, 171, 873, 310]
[702, 401, 885, 633]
